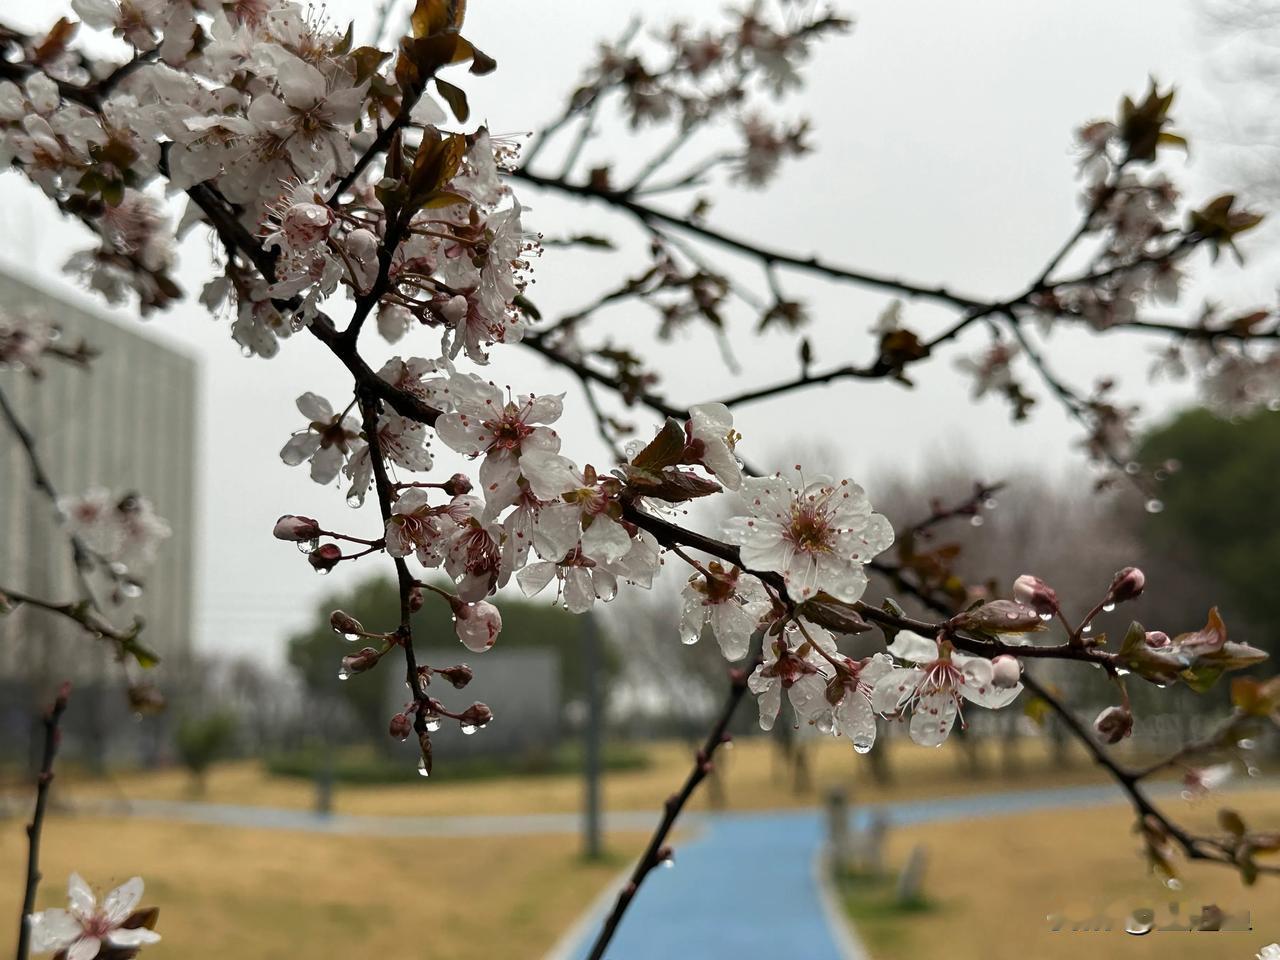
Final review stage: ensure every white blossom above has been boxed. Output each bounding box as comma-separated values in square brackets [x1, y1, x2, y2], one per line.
[28, 873, 160, 960]
[871, 631, 1021, 747]
[723, 469, 893, 603]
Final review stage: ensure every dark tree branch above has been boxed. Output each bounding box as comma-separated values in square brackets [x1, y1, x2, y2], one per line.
[16, 682, 70, 960]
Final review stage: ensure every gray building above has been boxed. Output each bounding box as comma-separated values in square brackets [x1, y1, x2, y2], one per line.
[0, 270, 197, 761]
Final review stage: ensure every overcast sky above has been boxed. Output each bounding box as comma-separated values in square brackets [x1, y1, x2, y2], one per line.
[0, 0, 1270, 668]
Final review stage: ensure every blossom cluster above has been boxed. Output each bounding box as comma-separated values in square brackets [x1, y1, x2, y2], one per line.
[61, 487, 171, 573]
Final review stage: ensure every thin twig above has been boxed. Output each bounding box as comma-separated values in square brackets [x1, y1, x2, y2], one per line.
[16, 682, 71, 960]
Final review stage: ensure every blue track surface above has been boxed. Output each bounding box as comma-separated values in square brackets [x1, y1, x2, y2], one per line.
[562, 781, 1168, 960]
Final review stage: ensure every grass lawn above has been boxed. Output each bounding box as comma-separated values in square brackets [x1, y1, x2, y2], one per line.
[0, 815, 644, 960]
[843, 786, 1280, 960]
[23, 734, 1125, 818]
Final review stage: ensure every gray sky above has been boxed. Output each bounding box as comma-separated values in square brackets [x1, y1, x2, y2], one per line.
[0, 0, 1269, 667]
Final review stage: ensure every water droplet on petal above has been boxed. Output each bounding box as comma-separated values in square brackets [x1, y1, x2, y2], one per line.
[347, 492, 363, 509]
[1102, 602, 1116, 613]
[853, 737, 873, 755]
[1145, 499, 1164, 515]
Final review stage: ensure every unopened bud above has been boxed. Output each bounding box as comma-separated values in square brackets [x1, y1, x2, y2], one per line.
[409, 584, 425, 613]
[273, 514, 322, 541]
[1144, 630, 1171, 648]
[389, 712, 413, 740]
[990, 655, 1021, 689]
[309, 543, 343, 572]
[340, 647, 382, 678]
[127, 682, 165, 715]
[436, 664, 474, 689]
[1012, 574, 1058, 617]
[443, 472, 472, 496]
[1107, 566, 1146, 604]
[453, 599, 502, 653]
[329, 610, 365, 639]
[457, 701, 493, 730]
[1094, 705, 1134, 744]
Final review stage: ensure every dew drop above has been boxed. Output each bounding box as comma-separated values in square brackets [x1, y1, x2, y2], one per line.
[1165, 877, 1182, 891]
[661, 859, 675, 870]
[121, 581, 143, 599]
[1038, 612, 1053, 622]
[1180, 790, 1194, 802]
[346, 492, 363, 509]
[853, 737, 873, 755]
[425, 717, 442, 733]
[1144, 498, 1164, 515]
[338, 667, 351, 681]
[1102, 602, 1116, 613]
[1082, 624, 1093, 634]
[1247, 765, 1260, 778]
[1124, 461, 1141, 475]
[1124, 914, 1153, 935]
[681, 632, 699, 646]
[1268, 398, 1280, 412]
[969, 515, 984, 527]
[1238, 738, 1256, 751]
[1115, 667, 1130, 677]
[983, 498, 998, 510]
[417, 759, 430, 778]
[461, 724, 478, 736]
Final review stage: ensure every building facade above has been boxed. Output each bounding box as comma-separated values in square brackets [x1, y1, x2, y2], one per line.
[0, 270, 197, 762]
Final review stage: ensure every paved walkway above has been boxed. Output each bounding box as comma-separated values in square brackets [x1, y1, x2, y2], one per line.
[551, 780, 1207, 960]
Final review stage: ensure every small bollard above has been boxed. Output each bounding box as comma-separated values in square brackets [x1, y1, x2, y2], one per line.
[895, 844, 929, 905]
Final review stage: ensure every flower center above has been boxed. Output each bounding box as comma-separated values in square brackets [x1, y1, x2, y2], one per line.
[484, 409, 534, 450]
[785, 502, 835, 554]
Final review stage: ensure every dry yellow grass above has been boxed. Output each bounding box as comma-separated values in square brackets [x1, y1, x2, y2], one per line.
[0, 815, 643, 960]
[33, 734, 1113, 817]
[851, 787, 1280, 960]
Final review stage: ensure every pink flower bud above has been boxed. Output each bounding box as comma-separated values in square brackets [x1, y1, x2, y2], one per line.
[388, 712, 412, 740]
[281, 202, 333, 248]
[437, 664, 474, 689]
[273, 514, 321, 541]
[409, 584, 425, 613]
[1144, 630, 1171, 648]
[1012, 574, 1057, 617]
[443, 472, 473, 496]
[1093, 705, 1133, 744]
[330, 610, 364, 639]
[457, 701, 493, 732]
[990, 655, 1021, 689]
[308, 543, 342, 572]
[453, 600, 502, 653]
[340, 647, 382, 679]
[1107, 566, 1146, 604]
